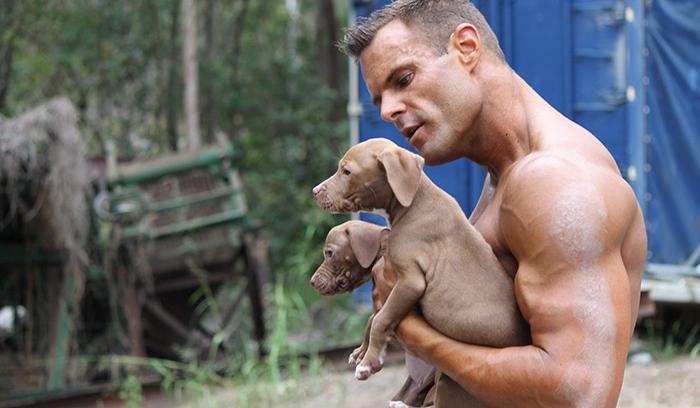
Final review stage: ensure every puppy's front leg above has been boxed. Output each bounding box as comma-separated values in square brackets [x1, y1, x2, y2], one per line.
[356, 271, 425, 380]
[349, 311, 374, 365]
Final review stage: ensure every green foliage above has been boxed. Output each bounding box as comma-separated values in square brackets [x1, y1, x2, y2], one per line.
[639, 318, 700, 361]
[107, 355, 226, 406]
[6, 0, 176, 154]
[118, 373, 144, 408]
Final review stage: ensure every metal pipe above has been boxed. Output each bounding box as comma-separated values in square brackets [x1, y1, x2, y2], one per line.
[348, 1, 362, 221]
[347, 1, 361, 148]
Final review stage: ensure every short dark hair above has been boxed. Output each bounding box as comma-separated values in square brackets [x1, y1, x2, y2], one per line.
[338, 0, 505, 62]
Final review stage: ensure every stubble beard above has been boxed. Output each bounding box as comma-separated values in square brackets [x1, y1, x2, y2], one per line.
[418, 126, 463, 166]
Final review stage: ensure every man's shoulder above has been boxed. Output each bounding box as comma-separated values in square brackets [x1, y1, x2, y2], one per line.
[502, 150, 626, 203]
[498, 150, 638, 256]
[506, 151, 573, 182]
[499, 152, 604, 225]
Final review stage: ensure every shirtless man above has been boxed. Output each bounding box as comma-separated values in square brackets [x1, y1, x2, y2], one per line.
[338, 1, 648, 406]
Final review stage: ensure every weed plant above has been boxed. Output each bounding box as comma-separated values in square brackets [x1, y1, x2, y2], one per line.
[638, 318, 700, 362]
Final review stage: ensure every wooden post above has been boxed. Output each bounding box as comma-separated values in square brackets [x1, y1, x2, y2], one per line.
[182, 0, 201, 151]
[47, 263, 85, 390]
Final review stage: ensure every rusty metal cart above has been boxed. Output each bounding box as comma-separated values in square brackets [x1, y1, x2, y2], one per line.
[95, 143, 269, 360]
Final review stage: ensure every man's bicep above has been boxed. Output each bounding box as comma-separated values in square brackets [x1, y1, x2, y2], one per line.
[513, 258, 619, 348]
[501, 169, 629, 390]
[501, 167, 617, 326]
[514, 255, 630, 406]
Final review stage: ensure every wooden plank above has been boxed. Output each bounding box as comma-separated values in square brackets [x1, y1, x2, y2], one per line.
[142, 300, 209, 349]
[642, 278, 700, 304]
[154, 270, 233, 294]
[243, 233, 270, 352]
[47, 264, 86, 390]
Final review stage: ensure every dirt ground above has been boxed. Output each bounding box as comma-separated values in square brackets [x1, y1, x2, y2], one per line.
[190, 354, 700, 408]
[617, 356, 700, 408]
[63, 354, 698, 407]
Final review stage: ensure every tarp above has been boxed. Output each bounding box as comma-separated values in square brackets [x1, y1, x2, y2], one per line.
[645, 0, 700, 263]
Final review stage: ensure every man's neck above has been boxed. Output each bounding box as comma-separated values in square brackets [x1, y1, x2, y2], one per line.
[464, 66, 536, 182]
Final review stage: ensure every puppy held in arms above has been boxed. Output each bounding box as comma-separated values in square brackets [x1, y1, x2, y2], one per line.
[311, 220, 440, 408]
[312, 138, 530, 382]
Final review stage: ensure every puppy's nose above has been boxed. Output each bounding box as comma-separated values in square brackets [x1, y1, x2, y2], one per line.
[312, 183, 324, 197]
[310, 274, 321, 288]
[310, 274, 327, 290]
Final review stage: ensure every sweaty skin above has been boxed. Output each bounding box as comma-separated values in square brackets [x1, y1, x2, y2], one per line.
[362, 20, 647, 408]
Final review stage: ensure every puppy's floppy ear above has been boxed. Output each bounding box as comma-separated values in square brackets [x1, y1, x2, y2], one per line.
[377, 146, 425, 207]
[347, 222, 383, 269]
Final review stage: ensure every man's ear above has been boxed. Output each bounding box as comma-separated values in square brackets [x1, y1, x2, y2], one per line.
[449, 23, 481, 70]
[377, 146, 424, 207]
[347, 222, 383, 268]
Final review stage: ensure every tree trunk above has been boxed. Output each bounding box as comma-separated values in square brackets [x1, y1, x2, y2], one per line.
[0, 0, 17, 113]
[0, 37, 14, 113]
[201, 0, 218, 144]
[285, 0, 301, 69]
[182, 0, 201, 151]
[316, 0, 343, 121]
[229, 0, 250, 81]
[166, 0, 181, 151]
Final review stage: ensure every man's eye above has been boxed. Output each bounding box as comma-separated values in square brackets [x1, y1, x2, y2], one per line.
[343, 168, 351, 176]
[398, 72, 414, 87]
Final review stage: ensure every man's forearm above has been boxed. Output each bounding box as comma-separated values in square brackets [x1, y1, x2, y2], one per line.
[397, 314, 585, 407]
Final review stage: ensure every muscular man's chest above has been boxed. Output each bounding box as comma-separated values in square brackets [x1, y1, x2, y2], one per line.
[471, 193, 519, 278]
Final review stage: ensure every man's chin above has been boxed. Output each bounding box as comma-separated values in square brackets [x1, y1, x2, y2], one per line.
[417, 147, 449, 166]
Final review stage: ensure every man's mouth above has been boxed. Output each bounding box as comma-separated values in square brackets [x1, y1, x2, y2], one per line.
[403, 124, 422, 142]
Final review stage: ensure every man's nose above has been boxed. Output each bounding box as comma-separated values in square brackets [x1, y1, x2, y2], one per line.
[380, 94, 406, 122]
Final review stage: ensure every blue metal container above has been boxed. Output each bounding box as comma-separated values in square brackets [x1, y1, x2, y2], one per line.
[349, 0, 699, 275]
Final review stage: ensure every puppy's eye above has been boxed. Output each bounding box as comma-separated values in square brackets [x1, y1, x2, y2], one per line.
[325, 249, 334, 258]
[342, 168, 351, 176]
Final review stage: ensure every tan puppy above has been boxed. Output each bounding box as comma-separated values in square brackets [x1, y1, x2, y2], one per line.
[313, 138, 530, 382]
[310, 220, 388, 297]
[309, 220, 391, 371]
[311, 220, 431, 408]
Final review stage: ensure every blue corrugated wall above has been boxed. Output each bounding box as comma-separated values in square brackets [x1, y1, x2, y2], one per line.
[644, 0, 700, 263]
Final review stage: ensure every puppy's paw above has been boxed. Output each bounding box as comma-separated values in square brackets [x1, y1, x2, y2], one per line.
[348, 346, 365, 366]
[355, 364, 372, 381]
[388, 401, 408, 408]
[358, 354, 384, 378]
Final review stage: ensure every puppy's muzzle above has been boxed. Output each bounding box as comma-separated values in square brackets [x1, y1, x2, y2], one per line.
[310, 273, 332, 295]
[312, 182, 335, 211]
